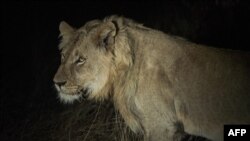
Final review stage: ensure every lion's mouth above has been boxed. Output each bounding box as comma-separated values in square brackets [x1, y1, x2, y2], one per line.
[79, 88, 90, 99]
[56, 85, 91, 99]
[56, 86, 92, 103]
[63, 87, 91, 98]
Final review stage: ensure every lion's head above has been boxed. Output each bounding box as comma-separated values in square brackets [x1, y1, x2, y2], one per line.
[53, 16, 134, 103]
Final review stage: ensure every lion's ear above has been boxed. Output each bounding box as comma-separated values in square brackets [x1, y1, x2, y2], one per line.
[59, 21, 74, 37]
[97, 21, 118, 50]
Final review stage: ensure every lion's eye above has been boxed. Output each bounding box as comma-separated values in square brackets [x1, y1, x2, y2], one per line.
[75, 57, 86, 65]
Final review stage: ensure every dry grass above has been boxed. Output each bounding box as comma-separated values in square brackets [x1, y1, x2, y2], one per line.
[16, 100, 142, 141]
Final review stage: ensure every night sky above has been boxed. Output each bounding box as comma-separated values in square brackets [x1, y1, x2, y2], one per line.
[1, 1, 250, 141]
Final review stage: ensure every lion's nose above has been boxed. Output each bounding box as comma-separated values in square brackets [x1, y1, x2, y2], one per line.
[55, 81, 67, 87]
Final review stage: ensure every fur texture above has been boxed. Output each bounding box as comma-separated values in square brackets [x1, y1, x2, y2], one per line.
[54, 15, 250, 141]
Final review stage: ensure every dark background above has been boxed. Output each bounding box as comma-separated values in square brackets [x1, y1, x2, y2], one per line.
[1, 1, 250, 141]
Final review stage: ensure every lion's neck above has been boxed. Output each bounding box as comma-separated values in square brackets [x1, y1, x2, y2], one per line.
[112, 68, 142, 133]
[111, 26, 150, 133]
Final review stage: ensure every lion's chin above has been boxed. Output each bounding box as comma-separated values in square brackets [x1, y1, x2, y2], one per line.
[58, 92, 81, 104]
[57, 88, 91, 104]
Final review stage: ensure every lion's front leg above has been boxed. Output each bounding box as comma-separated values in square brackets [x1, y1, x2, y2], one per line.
[143, 121, 188, 141]
[145, 129, 210, 141]
[144, 128, 187, 141]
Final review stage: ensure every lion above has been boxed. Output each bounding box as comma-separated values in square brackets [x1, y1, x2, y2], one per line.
[53, 15, 250, 141]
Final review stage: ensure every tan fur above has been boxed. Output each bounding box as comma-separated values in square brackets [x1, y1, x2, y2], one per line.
[54, 15, 250, 141]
